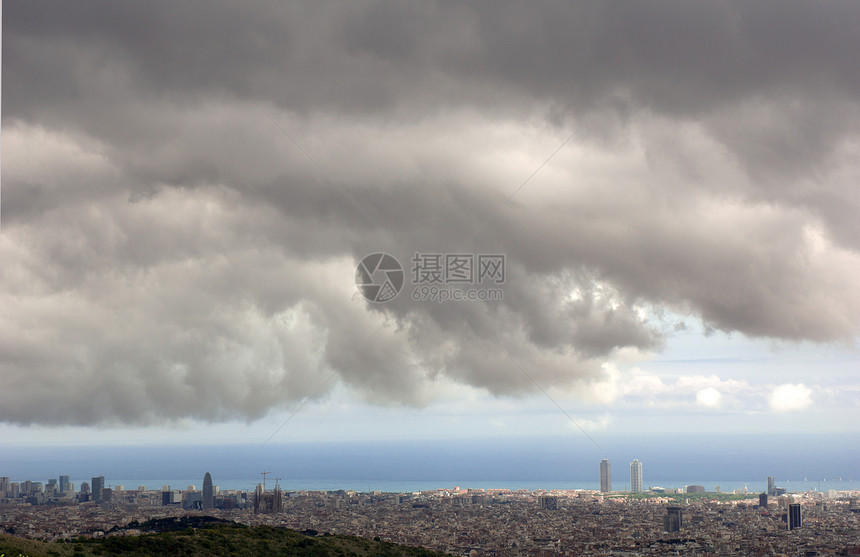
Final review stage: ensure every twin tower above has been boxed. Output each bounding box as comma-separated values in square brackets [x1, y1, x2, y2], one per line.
[600, 459, 643, 493]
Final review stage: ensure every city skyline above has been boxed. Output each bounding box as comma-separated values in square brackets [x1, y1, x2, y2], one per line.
[0, 468, 844, 499]
[2, 471, 850, 556]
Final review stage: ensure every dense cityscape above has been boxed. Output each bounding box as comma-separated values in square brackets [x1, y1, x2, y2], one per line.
[3, 460, 860, 556]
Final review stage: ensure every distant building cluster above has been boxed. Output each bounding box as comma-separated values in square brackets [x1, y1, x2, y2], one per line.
[3, 471, 859, 555]
[768, 475, 787, 496]
[0, 471, 284, 512]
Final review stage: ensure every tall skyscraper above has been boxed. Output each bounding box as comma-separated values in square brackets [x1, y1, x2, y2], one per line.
[59, 475, 70, 493]
[767, 476, 775, 495]
[759, 493, 768, 508]
[202, 472, 214, 509]
[630, 459, 643, 493]
[788, 503, 802, 529]
[600, 459, 611, 492]
[91, 476, 105, 502]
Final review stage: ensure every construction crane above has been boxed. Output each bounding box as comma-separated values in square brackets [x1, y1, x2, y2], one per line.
[261, 470, 271, 491]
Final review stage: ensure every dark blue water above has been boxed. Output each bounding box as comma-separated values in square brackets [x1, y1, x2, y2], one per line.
[2, 434, 857, 493]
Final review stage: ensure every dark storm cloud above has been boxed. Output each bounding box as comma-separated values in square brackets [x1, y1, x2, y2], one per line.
[2, 1, 859, 425]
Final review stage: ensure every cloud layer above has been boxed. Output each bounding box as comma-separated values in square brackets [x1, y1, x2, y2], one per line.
[2, 1, 859, 425]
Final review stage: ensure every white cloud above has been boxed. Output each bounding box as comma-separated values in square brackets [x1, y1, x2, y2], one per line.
[768, 383, 813, 412]
[696, 387, 723, 408]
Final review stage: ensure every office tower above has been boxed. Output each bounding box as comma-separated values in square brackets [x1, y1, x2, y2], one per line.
[92, 476, 105, 502]
[767, 476, 775, 496]
[686, 485, 705, 494]
[203, 472, 214, 509]
[59, 475, 70, 493]
[0, 477, 9, 495]
[788, 503, 801, 529]
[664, 506, 683, 532]
[759, 493, 768, 508]
[630, 459, 643, 493]
[600, 459, 611, 492]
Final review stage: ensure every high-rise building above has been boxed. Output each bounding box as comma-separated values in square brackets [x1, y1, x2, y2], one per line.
[59, 475, 70, 493]
[664, 506, 683, 532]
[767, 476, 786, 496]
[91, 476, 105, 502]
[686, 485, 705, 494]
[203, 472, 214, 509]
[600, 459, 611, 492]
[0, 477, 10, 495]
[759, 493, 768, 508]
[630, 459, 643, 493]
[538, 495, 558, 510]
[788, 503, 802, 529]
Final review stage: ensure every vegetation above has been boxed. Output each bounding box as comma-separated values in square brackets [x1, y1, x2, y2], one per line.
[1, 522, 452, 557]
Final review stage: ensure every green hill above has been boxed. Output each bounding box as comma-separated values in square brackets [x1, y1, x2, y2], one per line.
[0, 519, 452, 557]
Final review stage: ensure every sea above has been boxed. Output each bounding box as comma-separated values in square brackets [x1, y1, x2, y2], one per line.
[2, 434, 858, 494]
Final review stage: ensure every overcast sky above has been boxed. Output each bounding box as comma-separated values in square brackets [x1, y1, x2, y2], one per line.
[2, 1, 859, 449]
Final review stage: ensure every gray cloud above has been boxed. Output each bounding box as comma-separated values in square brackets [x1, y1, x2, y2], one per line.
[2, 1, 859, 425]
